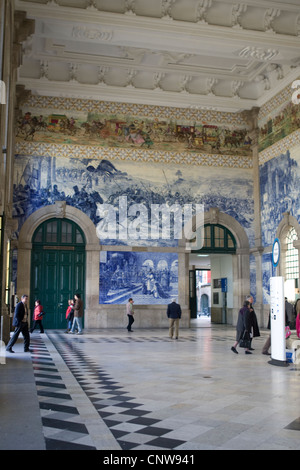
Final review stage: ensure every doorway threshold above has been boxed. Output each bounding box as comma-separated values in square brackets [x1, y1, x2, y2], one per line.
[190, 317, 211, 328]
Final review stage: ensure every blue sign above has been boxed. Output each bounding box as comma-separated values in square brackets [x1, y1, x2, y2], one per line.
[221, 278, 227, 292]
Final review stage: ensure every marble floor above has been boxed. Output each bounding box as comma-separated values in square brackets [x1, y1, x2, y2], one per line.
[1, 325, 300, 451]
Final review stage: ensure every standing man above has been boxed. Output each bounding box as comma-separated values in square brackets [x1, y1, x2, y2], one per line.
[126, 298, 134, 332]
[69, 293, 84, 335]
[167, 298, 182, 339]
[6, 294, 31, 353]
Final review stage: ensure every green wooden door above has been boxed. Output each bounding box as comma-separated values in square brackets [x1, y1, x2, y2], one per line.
[31, 219, 85, 329]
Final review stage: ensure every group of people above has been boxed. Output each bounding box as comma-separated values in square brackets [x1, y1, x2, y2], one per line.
[5, 293, 84, 353]
[126, 296, 182, 339]
[6, 294, 45, 353]
[231, 295, 260, 355]
[231, 295, 300, 356]
[64, 294, 84, 335]
[6, 291, 300, 355]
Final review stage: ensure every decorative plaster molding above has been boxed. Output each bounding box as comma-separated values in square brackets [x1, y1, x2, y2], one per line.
[264, 8, 281, 32]
[54, 201, 66, 218]
[195, 0, 212, 23]
[18, 77, 258, 113]
[239, 46, 279, 61]
[72, 25, 113, 41]
[231, 4, 247, 28]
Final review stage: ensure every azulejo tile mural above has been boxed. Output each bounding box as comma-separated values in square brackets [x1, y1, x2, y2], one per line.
[16, 94, 253, 157]
[15, 141, 253, 169]
[23, 94, 249, 126]
[100, 251, 178, 305]
[13, 95, 257, 307]
[259, 144, 300, 304]
[258, 102, 300, 152]
[15, 110, 253, 157]
[258, 128, 300, 165]
[260, 146, 300, 247]
[13, 154, 255, 247]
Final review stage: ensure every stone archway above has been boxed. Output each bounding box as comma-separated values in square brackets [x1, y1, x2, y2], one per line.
[276, 212, 300, 243]
[16, 201, 100, 328]
[181, 207, 251, 326]
[276, 211, 300, 289]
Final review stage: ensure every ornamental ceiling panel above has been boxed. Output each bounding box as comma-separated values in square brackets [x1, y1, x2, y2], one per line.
[15, 0, 300, 112]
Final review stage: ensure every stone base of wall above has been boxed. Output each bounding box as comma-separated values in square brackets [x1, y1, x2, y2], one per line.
[1, 313, 12, 345]
[84, 305, 190, 329]
[211, 307, 233, 324]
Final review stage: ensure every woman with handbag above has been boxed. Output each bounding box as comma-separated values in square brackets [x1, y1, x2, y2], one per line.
[231, 300, 252, 355]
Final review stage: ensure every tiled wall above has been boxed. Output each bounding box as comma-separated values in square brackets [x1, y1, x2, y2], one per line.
[258, 80, 300, 304]
[14, 87, 300, 309]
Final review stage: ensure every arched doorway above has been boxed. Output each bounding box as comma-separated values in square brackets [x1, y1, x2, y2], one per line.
[186, 208, 250, 326]
[16, 202, 100, 330]
[200, 292, 210, 316]
[276, 212, 300, 303]
[31, 218, 86, 329]
[189, 224, 236, 323]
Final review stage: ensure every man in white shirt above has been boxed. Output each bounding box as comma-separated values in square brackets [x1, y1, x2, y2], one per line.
[126, 298, 134, 332]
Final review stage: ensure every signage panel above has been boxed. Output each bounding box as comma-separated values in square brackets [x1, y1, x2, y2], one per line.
[270, 276, 287, 366]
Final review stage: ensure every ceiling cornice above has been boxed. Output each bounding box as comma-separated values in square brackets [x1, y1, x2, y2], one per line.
[17, 77, 263, 113]
[15, 0, 300, 113]
[18, 4, 300, 50]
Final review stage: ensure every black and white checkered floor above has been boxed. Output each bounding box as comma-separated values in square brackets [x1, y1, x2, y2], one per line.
[31, 336, 97, 450]
[32, 332, 197, 450]
[3, 326, 300, 450]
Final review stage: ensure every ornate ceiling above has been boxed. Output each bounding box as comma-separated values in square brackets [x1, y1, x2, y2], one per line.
[15, 0, 300, 112]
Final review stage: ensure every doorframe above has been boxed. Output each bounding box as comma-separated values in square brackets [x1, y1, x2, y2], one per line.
[16, 201, 100, 328]
[30, 218, 86, 329]
[182, 207, 250, 326]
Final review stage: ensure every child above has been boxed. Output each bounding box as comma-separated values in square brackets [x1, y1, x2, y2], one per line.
[65, 299, 74, 333]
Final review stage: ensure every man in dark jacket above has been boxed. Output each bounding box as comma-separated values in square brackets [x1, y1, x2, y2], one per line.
[6, 294, 31, 353]
[167, 298, 182, 339]
[247, 295, 260, 350]
[231, 300, 252, 354]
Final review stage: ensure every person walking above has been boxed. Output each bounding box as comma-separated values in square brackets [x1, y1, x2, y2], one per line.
[126, 298, 134, 332]
[6, 294, 31, 353]
[30, 299, 45, 334]
[247, 295, 260, 350]
[69, 294, 83, 335]
[295, 299, 300, 337]
[262, 313, 271, 355]
[167, 298, 182, 339]
[231, 300, 252, 354]
[285, 297, 294, 327]
[65, 299, 74, 333]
